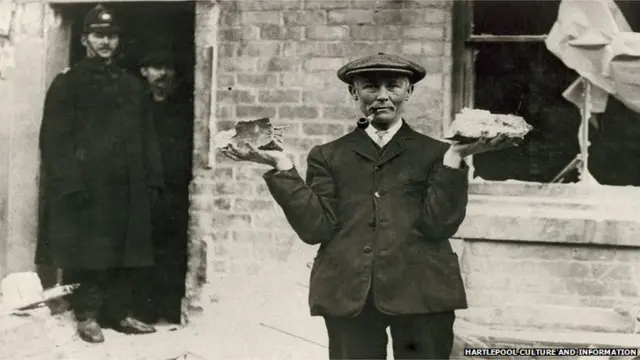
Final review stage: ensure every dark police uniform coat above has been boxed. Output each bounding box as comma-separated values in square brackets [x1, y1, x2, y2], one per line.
[36, 58, 164, 270]
[264, 121, 469, 317]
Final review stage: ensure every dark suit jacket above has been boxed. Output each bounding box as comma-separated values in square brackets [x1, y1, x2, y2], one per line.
[263, 121, 469, 317]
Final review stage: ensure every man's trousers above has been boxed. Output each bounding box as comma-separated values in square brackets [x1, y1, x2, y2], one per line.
[66, 267, 141, 323]
[323, 293, 455, 360]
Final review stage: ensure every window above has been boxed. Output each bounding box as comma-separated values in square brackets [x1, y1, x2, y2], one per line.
[452, 0, 640, 185]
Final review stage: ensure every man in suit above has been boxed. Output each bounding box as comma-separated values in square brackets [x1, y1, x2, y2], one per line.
[135, 48, 193, 324]
[37, 4, 162, 343]
[222, 53, 511, 359]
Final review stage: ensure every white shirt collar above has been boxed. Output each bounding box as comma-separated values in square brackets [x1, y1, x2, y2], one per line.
[365, 118, 404, 147]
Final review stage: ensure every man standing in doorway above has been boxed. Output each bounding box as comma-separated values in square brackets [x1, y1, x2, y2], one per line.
[222, 53, 513, 359]
[37, 4, 163, 343]
[135, 48, 193, 324]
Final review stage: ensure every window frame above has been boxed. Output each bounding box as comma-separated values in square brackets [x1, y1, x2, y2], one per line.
[451, 0, 592, 183]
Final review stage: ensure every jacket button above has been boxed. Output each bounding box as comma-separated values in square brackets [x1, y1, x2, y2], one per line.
[374, 165, 380, 171]
[367, 220, 375, 227]
[374, 191, 380, 198]
[364, 246, 373, 253]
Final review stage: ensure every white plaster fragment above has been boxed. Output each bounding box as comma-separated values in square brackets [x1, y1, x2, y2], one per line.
[0, 42, 15, 78]
[0, 0, 14, 37]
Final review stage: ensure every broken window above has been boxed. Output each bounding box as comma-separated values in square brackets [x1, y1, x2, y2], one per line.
[453, 0, 640, 185]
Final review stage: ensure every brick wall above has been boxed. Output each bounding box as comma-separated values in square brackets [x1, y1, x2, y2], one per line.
[188, 0, 455, 288]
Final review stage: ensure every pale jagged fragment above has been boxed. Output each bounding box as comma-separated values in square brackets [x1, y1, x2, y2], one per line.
[446, 108, 533, 143]
[213, 118, 285, 151]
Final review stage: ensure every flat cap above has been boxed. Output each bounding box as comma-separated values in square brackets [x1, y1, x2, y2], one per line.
[337, 53, 426, 84]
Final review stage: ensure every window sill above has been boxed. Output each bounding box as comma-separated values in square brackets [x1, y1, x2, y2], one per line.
[456, 180, 640, 247]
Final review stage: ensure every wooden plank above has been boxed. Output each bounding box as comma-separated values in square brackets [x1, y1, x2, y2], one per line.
[0, 0, 14, 36]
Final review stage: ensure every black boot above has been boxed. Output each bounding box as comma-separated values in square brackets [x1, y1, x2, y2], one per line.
[72, 276, 106, 343]
[109, 316, 157, 335]
[77, 317, 105, 343]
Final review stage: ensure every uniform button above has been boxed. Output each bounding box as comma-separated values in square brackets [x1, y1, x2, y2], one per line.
[364, 246, 373, 253]
[374, 192, 380, 198]
[374, 165, 380, 171]
[367, 220, 375, 227]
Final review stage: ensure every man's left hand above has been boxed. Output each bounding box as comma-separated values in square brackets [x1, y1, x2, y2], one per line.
[450, 133, 519, 158]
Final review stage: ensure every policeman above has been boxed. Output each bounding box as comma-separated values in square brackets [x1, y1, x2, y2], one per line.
[37, 4, 163, 343]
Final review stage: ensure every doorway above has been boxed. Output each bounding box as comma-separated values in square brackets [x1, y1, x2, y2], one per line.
[47, 1, 195, 325]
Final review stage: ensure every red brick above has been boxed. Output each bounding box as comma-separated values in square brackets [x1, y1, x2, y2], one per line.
[212, 213, 252, 228]
[350, 25, 403, 40]
[350, 0, 403, 9]
[217, 89, 256, 104]
[234, 198, 275, 212]
[327, 9, 373, 24]
[304, 0, 349, 9]
[302, 89, 350, 105]
[258, 57, 300, 72]
[218, 43, 235, 57]
[212, 167, 234, 181]
[283, 10, 327, 25]
[218, 27, 259, 42]
[232, 230, 273, 244]
[235, 165, 271, 181]
[217, 74, 235, 88]
[258, 24, 305, 40]
[306, 25, 350, 40]
[241, 11, 282, 25]
[215, 105, 234, 119]
[236, 105, 277, 118]
[372, 9, 447, 25]
[403, 26, 445, 40]
[303, 57, 347, 71]
[252, 212, 294, 229]
[236, 73, 278, 87]
[323, 105, 359, 120]
[326, 41, 403, 57]
[302, 122, 346, 137]
[282, 42, 328, 57]
[254, 183, 272, 197]
[212, 198, 233, 211]
[284, 137, 326, 151]
[236, 0, 302, 11]
[402, 0, 453, 9]
[401, 41, 445, 56]
[212, 181, 254, 196]
[278, 105, 319, 119]
[236, 42, 282, 57]
[219, 11, 241, 28]
[422, 56, 444, 73]
[219, 57, 258, 72]
[258, 89, 301, 103]
[279, 71, 334, 87]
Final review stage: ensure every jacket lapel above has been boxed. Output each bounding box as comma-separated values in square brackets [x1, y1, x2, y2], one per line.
[378, 121, 413, 166]
[349, 120, 414, 165]
[350, 128, 380, 163]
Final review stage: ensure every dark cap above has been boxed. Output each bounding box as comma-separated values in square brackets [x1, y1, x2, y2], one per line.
[139, 50, 175, 68]
[83, 4, 120, 34]
[337, 53, 426, 84]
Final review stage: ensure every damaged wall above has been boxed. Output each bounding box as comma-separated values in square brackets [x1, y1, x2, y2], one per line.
[0, 0, 48, 281]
